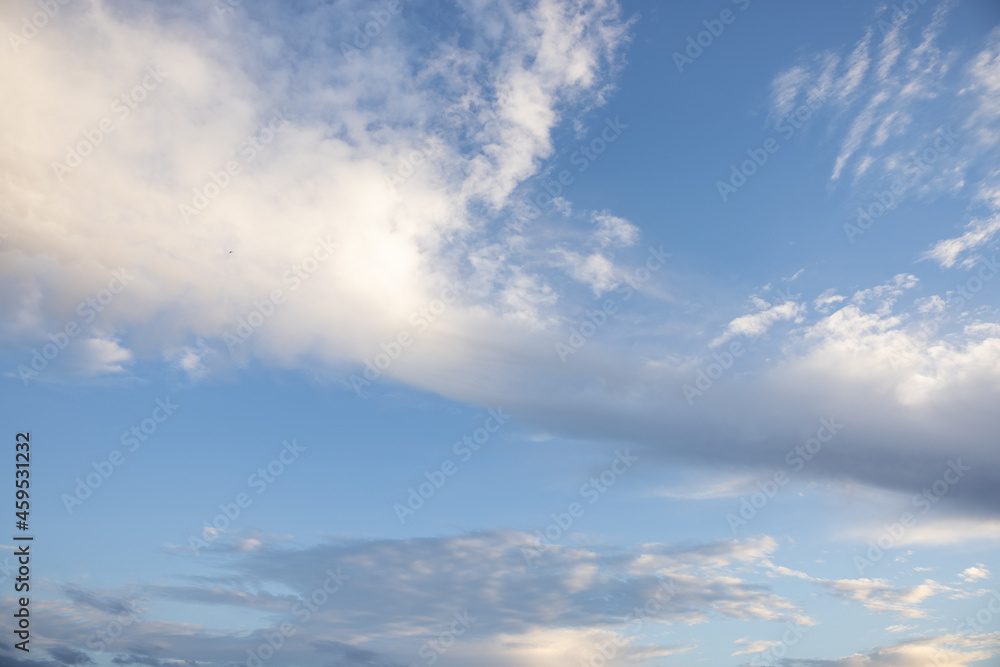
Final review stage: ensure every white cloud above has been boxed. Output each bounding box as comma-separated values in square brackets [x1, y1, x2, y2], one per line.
[920, 215, 1000, 268]
[896, 518, 1000, 546]
[959, 565, 991, 582]
[759, 557, 959, 620]
[851, 273, 919, 307]
[446, 628, 692, 667]
[815, 632, 1000, 667]
[551, 249, 619, 296]
[885, 624, 917, 633]
[769, 2, 969, 195]
[732, 637, 779, 656]
[0, 0, 632, 379]
[965, 322, 1000, 338]
[709, 297, 806, 348]
[770, 65, 811, 118]
[656, 473, 758, 500]
[819, 578, 953, 618]
[814, 288, 847, 313]
[964, 30, 1000, 149]
[837, 510, 1000, 548]
[76, 336, 134, 375]
[832, 89, 890, 182]
[592, 211, 639, 248]
[836, 29, 873, 103]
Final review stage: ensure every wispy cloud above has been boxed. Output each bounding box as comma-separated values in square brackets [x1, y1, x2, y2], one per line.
[921, 213, 1000, 268]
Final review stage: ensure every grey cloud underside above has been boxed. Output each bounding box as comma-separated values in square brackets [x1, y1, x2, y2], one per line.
[220, 533, 801, 633]
[11, 532, 807, 666]
[11, 530, 1000, 666]
[61, 584, 143, 617]
[49, 647, 95, 666]
[0, 656, 70, 667]
[383, 325, 1000, 516]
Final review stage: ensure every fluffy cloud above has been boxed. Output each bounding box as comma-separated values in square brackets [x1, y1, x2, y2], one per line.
[5, 8, 1000, 653]
[782, 632, 1000, 666]
[960, 565, 991, 583]
[0, 0, 633, 381]
[2, 531, 812, 667]
[5, 0, 1000, 524]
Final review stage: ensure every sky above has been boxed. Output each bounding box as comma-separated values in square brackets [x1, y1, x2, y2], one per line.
[2, 0, 1000, 665]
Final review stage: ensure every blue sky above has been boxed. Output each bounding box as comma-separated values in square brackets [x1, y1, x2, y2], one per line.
[3, 0, 1000, 665]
